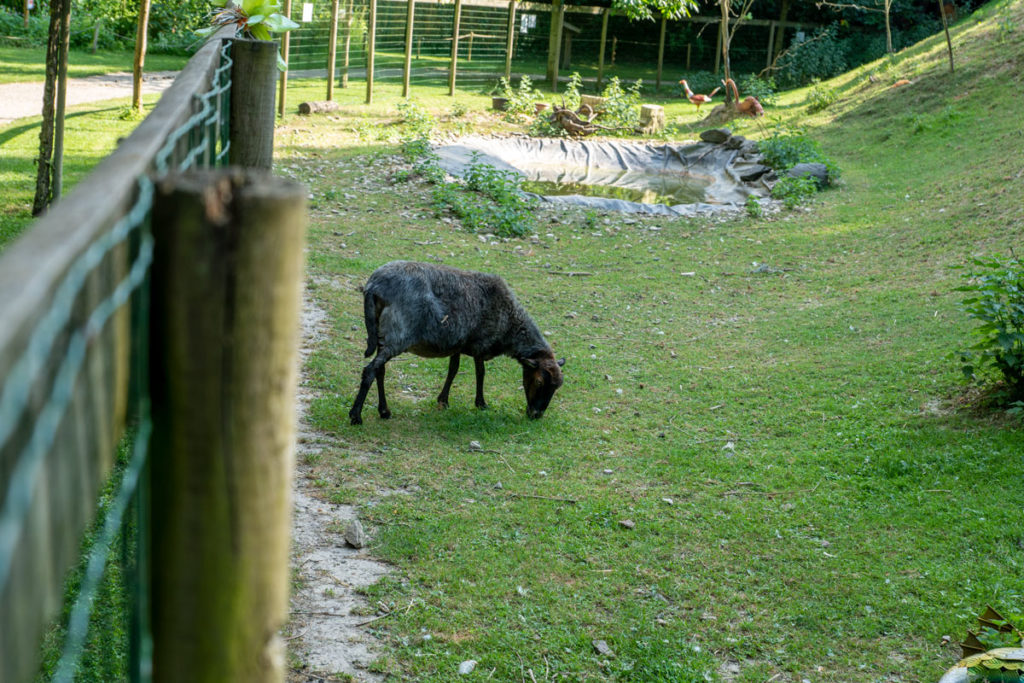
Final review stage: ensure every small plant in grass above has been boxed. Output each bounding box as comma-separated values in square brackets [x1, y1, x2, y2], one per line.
[759, 122, 840, 183]
[496, 75, 542, 121]
[771, 175, 818, 208]
[745, 194, 764, 218]
[433, 153, 537, 238]
[599, 76, 644, 131]
[397, 99, 436, 139]
[954, 253, 1024, 411]
[805, 78, 838, 114]
[563, 71, 585, 109]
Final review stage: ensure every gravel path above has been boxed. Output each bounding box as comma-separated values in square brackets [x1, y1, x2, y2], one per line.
[0, 71, 178, 126]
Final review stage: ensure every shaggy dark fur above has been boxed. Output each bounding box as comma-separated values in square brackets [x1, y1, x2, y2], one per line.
[349, 261, 564, 424]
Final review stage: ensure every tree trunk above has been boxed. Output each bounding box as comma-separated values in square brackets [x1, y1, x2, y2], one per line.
[884, 0, 893, 53]
[32, 0, 69, 216]
[51, 0, 71, 202]
[938, 0, 954, 72]
[773, 0, 790, 61]
[720, 0, 731, 102]
[133, 0, 151, 111]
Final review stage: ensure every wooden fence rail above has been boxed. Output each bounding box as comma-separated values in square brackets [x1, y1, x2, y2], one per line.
[0, 28, 303, 683]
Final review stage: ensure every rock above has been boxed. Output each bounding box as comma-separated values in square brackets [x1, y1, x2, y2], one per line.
[344, 520, 367, 549]
[468, 440, 483, 451]
[785, 162, 831, 188]
[458, 660, 478, 675]
[700, 128, 732, 144]
[724, 135, 745, 150]
[592, 639, 615, 657]
[738, 164, 772, 182]
[619, 519, 635, 529]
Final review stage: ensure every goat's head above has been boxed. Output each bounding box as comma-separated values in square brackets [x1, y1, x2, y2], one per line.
[521, 353, 565, 419]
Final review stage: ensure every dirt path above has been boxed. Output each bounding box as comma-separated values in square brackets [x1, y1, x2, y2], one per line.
[0, 71, 178, 126]
[288, 294, 390, 682]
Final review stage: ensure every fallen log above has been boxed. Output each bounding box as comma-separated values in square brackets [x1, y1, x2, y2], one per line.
[297, 100, 341, 115]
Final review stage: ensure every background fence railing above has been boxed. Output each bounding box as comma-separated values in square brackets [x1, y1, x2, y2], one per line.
[0, 27, 302, 683]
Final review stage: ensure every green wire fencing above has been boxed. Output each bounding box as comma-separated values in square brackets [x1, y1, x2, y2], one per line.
[0, 29, 235, 683]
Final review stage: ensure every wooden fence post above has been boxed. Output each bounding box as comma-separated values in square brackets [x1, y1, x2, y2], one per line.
[596, 8, 609, 91]
[328, 0, 340, 100]
[342, 0, 353, 87]
[149, 168, 306, 683]
[656, 14, 666, 92]
[403, 0, 415, 97]
[504, 0, 516, 81]
[278, 0, 291, 117]
[546, 0, 564, 92]
[366, 0, 376, 103]
[448, 0, 462, 96]
[230, 38, 278, 170]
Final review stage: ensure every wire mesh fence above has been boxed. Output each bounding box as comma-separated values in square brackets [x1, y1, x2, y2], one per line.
[0, 37, 234, 683]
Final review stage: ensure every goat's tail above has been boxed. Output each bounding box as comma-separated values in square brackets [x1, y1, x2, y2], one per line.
[363, 291, 379, 358]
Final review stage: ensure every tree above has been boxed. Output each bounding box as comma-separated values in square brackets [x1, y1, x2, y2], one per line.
[817, 0, 896, 54]
[133, 0, 151, 112]
[32, 0, 72, 215]
[612, 0, 699, 22]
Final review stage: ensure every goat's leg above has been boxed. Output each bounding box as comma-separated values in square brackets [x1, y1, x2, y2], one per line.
[473, 357, 487, 409]
[350, 352, 392, 425]
[437, 354, 460, 409]
[375, 363, 391, 419]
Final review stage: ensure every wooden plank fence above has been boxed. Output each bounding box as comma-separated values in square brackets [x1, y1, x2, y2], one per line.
[0, 28, 305, 683]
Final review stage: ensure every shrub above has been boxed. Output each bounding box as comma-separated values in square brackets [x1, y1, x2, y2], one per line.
[771, 175, 818, 209]
[599, 76, 644, 131]
[954, 253, 1024, 410]
[776, 23, 848, 88]
[496, 75, 542, 121]
[805, 78, 838, 114]
[396, 100, 436, 139]
[758, 124, 839, 183]
[738, 74, 777, 107]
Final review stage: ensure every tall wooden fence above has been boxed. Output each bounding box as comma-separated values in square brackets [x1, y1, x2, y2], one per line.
[0, 28, 305, 683]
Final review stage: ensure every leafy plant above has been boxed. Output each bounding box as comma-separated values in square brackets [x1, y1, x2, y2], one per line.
[758, 123, 840, 183]
[496, 75, 542, 121]
[745, 194, 764, 218]
[599, 76, 644, 131]
[434, 153, 537, 238]
[563, 71, 584, 110]
[396, 99, 436, 139]
[776, 23, 849, 88]
[954, 253, 1024, 407]
[771, 175, 818, 209]
[738, 73, 777, 107]
[196, 0, 299, 69]
[805, 78, 838, 114]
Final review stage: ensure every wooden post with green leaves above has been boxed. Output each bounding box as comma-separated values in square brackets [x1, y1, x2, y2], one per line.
[448, 0, 462, 96]
[596, 8, 609, 91]
[403, 0, 415, 97]
[230, 39, 278, 170]
[149, 168, 306, 683]
[366, 0, 377, 103]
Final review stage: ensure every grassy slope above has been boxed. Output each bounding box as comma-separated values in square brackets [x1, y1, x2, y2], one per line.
[280, 0, 1024, 680]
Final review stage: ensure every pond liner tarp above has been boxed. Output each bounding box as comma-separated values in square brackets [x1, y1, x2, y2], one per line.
[433, 136, 772, 217]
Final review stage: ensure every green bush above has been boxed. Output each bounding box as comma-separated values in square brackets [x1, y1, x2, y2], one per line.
[496, 75, 542, 121]
[758, 124, 839, 183]
[599, 76, 644, 131]
[0, 8, 48, 46]
[805, 78, 838, 114]
[738, 74, 777, 107]
[771, 175, 818, 209]
[954, 253, 1024, 410]
[436, 154, 537, 238]
[776, 23, 849, 88]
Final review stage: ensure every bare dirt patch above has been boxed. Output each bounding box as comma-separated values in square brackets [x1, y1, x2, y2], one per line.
[287, 295, 390, 682]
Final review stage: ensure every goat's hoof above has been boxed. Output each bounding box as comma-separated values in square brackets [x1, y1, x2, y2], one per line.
[437, 400, 449, 410]
[349, 412, 363, 425]
[379, 408, 392, 420]
[476, 401, 488, 410]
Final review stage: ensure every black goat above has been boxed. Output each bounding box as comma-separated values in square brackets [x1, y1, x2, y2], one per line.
[349, 261, 564, 424]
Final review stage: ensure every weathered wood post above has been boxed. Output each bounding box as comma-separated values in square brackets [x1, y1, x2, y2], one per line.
[765, 20, 775, 69]
[504, 0, 516, 81]
[546, 0, 564, 92]
[230, 39, 278, 169]
[656, 14, 666, 92]
[149, 168, 306, 683]
[448, 0, 462, 96]
[366, 0, 376, 103]
[278, 0, 292, 116]
[327, 0, 340, 100]
[341, 0, 353, 87]
[596, 7, 609, 91]
[402, 0, 415, 97]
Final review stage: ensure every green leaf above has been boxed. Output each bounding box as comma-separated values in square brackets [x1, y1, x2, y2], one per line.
[248, 22, 272, 41]
[263, 13, 300, 31]
[246, 14, 266, 26]
[195, 26, 218, 37]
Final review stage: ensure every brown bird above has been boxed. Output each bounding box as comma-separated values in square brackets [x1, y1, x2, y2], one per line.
[722, 78, 764, 117]
[679, 79, 721, 112]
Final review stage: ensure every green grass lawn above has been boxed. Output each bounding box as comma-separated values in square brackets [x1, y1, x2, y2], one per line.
[275, 0, 1024, 680]
[0, 46, 187, 82]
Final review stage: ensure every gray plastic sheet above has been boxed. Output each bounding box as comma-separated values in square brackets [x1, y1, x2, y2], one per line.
[433, 136, 770, 216]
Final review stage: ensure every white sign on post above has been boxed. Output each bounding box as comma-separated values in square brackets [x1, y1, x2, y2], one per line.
[302, 2, 314, 22]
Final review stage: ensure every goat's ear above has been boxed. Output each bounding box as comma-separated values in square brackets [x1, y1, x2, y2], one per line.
[556, 357, 565, 367]
[522, 358, 539, 368]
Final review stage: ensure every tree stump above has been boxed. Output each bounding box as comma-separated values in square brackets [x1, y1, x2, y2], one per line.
[298, 101, 342, 115]
[637, 104, 665, 134]
[580, 94, 606, 113]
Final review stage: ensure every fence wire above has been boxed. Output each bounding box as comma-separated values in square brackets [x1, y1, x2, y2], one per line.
[0, 38, 233, 683]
